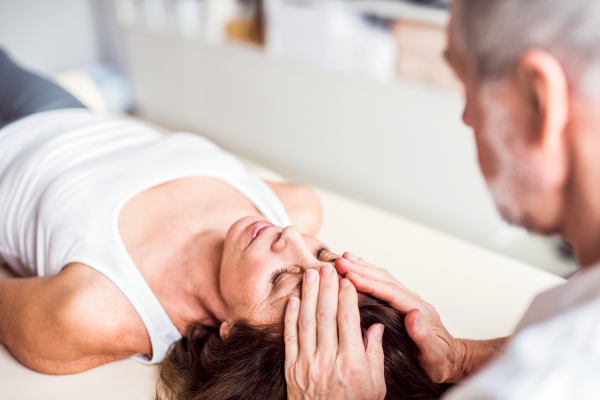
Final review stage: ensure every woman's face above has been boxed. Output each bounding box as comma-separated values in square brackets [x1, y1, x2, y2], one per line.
[219, 216, 340, 331]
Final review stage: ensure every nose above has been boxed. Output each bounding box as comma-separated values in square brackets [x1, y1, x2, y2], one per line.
[271, 225, 304, 254]
[462, 96, 476, 129]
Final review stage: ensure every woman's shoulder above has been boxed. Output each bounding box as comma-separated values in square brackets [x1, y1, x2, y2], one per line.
[48, 263, 152, 368]
[0, 262, 151, 375]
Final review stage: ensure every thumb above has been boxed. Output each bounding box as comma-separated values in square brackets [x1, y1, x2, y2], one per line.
[365, 324, 386, 393]
[405, 309, 428, 345]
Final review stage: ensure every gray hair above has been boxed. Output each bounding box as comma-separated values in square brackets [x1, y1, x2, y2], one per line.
[452, 0, 600, 91]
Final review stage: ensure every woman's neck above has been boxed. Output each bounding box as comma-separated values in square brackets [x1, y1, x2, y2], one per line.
[119, 176, 265, 334]
[151, 230, 229, 334]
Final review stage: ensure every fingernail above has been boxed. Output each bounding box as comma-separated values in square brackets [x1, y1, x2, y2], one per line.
[288, 297, 299, 310]
[414, 312, 423, 330]
[321, 264, 333, 277]
[375, 325, 384, 342]
[346, 252, 358, 261]
[337, 257, 348, 265]
[305, 269, 318, 284]
[339, 278, 351, 288]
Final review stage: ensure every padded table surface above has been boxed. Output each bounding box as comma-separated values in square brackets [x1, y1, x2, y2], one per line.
[0, 158, 564, 399]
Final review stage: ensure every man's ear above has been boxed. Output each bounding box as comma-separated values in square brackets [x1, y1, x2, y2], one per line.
[516, 49, 569, 150]
[220, 321, 232, 339]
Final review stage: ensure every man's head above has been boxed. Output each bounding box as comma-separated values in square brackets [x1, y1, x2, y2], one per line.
[446, 0, 600, 245]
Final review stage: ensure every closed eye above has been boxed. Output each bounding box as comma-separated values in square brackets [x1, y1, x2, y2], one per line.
[270, 245, 331, 287]
[317, 246, 326, 259]
[270, 267, 293, 286]
[317, 245, 336, 263]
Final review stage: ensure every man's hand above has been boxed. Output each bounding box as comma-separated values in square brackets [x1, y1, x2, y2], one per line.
[336, 253, 506, 384]
[284, 264, 386, 400]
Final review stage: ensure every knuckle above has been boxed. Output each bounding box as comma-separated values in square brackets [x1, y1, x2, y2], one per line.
[382, 270, 393, 281]
[369, 349, 385, 363]
[337, 310, 355, 324]
[284, 333, 298, 345]
[316, 308, 336, 322]
[424, 302, 437, 315]
[285, 365, 305, 388]
[315, 356, 334, 371]
[298, 315, 316, 330]
[285, 312, 296, 324]
[343, 361, 363, 378]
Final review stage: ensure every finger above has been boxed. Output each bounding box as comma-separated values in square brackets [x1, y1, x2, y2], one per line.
[342, 252, 380, 269]
[337, 278, 364, 355]
[346, 272, 423, 313]
[365, 324, 386, 396]
[404, 309, 444, 383]
[336, 257, 385, 279]
[342, 251, 359, 262]
[404, 308, 428, 346]
[336, 258, 420, 298]
[284, 297, 300, 367]
[316, 264, 339, 354]
[335, 258, 402, 288]
[298, 269, 319, 357]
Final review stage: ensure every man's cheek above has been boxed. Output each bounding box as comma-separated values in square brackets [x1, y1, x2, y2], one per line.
[475, 135, 492, 177]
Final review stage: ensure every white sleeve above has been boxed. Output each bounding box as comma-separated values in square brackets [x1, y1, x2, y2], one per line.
[442, 297, 600, 400]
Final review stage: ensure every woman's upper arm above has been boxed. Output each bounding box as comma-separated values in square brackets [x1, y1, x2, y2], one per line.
[0, 263, 150, 375]
[267, 182, 323, 235]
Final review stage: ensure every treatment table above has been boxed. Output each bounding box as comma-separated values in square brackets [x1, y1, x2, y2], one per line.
[0, 153, 564, 400]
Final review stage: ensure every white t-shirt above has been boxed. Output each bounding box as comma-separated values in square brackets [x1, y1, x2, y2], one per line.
[0, 109, 292, 364]
[444, 264, 600, 399]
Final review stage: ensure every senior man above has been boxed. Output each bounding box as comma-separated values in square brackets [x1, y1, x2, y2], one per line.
[283, 0, 600, 399]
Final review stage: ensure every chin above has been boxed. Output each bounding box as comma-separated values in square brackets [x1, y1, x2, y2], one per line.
[489, 180, 525, 225]
[226, 216, 261, 242]
[492, 185, 559, 236]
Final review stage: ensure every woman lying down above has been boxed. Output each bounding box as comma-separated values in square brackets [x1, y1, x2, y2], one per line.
[0, 50, 447, 399]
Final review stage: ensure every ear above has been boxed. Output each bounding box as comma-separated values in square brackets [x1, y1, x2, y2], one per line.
[220, 320, 232, 339]
[516, 49, 570, 151]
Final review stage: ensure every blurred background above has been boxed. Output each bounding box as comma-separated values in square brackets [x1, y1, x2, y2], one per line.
[0, 0, 577, 277]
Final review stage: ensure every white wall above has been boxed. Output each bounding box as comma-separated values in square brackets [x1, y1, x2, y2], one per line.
[0, 0, 118, 75]
[124, 32, 509, 245]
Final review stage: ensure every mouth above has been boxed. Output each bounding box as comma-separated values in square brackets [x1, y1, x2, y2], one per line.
[248, 220, 274, 247]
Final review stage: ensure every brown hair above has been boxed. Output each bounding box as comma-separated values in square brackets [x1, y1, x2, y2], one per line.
[157, 296, 450, 400]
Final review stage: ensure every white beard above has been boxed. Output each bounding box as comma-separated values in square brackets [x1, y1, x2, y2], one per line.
[479, 85, 546, 230]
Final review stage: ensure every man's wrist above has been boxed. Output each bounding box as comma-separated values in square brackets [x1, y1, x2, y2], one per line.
[448, 337, 508, 383]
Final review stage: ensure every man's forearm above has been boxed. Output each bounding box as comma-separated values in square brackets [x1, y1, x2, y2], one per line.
[450, 337, 509, 383]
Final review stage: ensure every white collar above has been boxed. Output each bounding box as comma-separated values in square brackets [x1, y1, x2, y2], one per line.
[514, 263, 600, 333]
